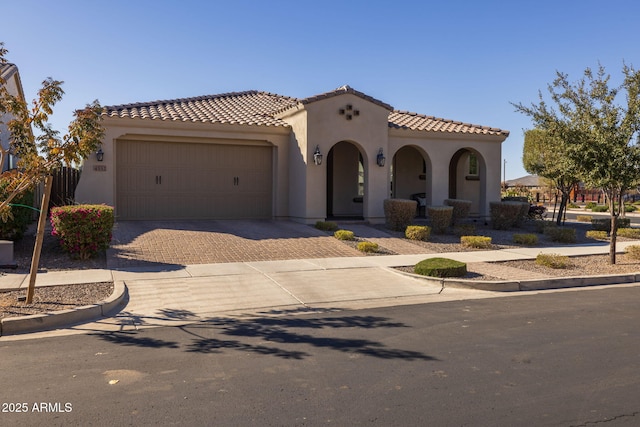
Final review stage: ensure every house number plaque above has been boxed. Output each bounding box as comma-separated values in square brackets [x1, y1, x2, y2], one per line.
[93, 165, 107, 172]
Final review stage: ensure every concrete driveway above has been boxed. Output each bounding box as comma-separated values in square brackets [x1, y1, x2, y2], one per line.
[107, 220, 367, 269]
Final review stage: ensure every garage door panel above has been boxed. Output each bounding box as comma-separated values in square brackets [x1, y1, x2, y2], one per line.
[117, 140, 272, 220]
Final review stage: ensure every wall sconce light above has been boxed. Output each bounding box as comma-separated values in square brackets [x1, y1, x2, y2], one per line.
[96, 148, 104, 162]
[376, 148, 386, 167]
[313, 145, 323, 166]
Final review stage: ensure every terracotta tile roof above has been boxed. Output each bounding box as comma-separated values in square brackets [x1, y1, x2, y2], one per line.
[389, 110, 509, 137]
[104, 90, 297, 127]
[104, 87, 508, 136]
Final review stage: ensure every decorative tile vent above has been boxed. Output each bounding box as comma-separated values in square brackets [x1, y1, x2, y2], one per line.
[338, 104, 360, 120]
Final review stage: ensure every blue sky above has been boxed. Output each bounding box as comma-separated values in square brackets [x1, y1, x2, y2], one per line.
[3, 0, 639, 179]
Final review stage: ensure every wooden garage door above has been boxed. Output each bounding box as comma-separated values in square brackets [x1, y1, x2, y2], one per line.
[116, 140, 273, 219]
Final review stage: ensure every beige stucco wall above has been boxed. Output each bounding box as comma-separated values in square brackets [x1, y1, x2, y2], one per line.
[389, 130, 503, 217]
[75, 117, 291, 219]
[280, 93, 391, 223]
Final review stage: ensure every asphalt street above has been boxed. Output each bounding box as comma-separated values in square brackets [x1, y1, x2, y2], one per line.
[1, 285, 639, 426]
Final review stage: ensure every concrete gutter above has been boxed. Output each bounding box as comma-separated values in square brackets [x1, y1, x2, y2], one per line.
[0, 281, 127, 337]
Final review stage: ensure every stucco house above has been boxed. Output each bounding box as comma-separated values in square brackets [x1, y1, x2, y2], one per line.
[0, 62, 24, 172]
[75, 85, 509, 224]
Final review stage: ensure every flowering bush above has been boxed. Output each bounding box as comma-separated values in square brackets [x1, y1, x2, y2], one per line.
[50, 204, 114, 259]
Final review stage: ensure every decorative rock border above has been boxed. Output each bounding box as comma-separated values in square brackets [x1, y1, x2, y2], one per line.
[0, 282, 127, 336]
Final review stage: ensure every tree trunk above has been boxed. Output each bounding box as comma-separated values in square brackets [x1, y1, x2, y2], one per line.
[609, 199, 618, 265]
[26, 175, 53, 303]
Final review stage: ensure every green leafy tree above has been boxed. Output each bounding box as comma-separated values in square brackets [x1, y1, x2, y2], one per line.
[0, 41, 105, 221]
[522, 128, 580, 225]
[514, 63, 640, 264]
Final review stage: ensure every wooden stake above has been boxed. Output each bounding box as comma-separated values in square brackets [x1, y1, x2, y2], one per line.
[26, 175, 53, 304]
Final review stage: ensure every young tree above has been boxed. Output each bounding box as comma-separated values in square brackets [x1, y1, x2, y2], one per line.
[514, 63, 640, 264]
[0, 42, 105, 301]
[0, 42, 105, 217]
[522, 128, 580, 225]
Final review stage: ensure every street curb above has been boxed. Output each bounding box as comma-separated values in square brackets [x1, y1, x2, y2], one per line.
[395, 270, 640, 292]
[0, 281, 127, 337]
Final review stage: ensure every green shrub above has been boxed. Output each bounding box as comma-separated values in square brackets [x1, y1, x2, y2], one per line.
[315, 221, 338, 231]
[444, 199, 472, 225]
[586, 230, 608, 240]
[490, 201, 525, 230]
[567, 202, 579, 209]
[460, 235, 492, 249]
[536, 253, 571, 269]
[50, 204, 114, 259]
[513, 233, 538, 245]
[453, 223, 476, 236]
[576, 215, 593, 222]
[625, 245, 640, 260]
[357, 241, 379, 253]
[405, 225, 431, 241]
[427, 206, 453, 233]
[545, 226, 577, 243]
[616, 228, 640, 239]
[624, 204, 636, 212]
[585, 201, 597, 210]
[0, 188, 34, 240]
[414, 257, 467, 278]
[591, 205, 609, 212]
[591, 217, 631, 232]
[334, 229, 355, 241]
[383, 199, 417, 231]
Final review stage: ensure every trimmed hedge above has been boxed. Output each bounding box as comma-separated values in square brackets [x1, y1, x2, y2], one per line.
[50, 204, 114, 259]
[334, 229, 355, 241]
[357, 241, 379, 253]
[427, 206, 453, 234]
[315, 221, 338, 231]
[414, 257, 467, 278]
[405, 225, 431, 241]
[591, 217, 630, 232]
[536, 253, 571, 269]
[513, 233, 538, 245]
[545, 226, 577, 243]
[384, 199, 417, 231]
[616, 227, 640, 239]
[490, 201, 526, 230]
[460, 235, 492, 249]
[586, 230, 608, 240]
[444, 199, 471, 225]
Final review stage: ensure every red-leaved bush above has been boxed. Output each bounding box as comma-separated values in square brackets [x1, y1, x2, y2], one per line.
[50, 204, 114, 259]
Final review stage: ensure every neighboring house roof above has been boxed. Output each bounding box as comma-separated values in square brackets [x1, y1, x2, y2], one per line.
[104, 86, 509, 137]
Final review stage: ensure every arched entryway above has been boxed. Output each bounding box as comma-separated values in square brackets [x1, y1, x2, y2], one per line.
[391, 146, 431, 216]
[449, 148, 486, 216]
[326, 141, 365, 219]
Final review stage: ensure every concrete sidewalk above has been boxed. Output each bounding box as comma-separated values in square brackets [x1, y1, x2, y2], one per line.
[3, 239, 640, 339]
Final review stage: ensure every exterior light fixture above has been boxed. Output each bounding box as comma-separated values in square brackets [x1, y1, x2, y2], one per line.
[96, 148, 104, 162]
[313, 145, 323, 166]
[376, 148, 386, 167]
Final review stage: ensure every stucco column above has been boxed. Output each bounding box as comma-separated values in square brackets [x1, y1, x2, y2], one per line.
[430, 160, 450, 207]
